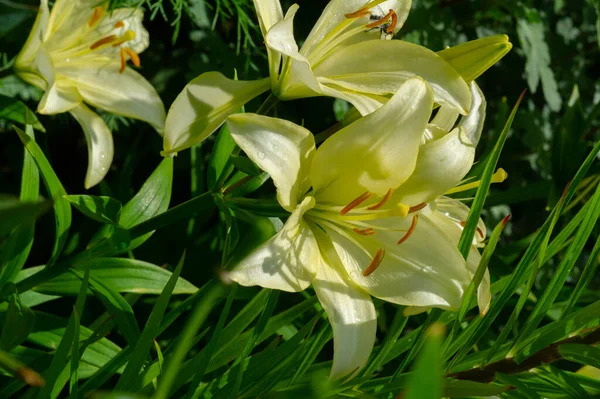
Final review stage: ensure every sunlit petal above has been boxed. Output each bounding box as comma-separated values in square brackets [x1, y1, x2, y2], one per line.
[457, 81, 486, 146]
[69, 103, 114, 189]
[227, 113, 315, 211]
[15, 0, 50, 72]
[227, 197, 319, 292]
[311, 77, 434, 204]
[252, 0, 283, 87]
[163, 72, 270, 153]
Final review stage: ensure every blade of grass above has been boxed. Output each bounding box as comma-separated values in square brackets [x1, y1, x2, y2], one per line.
[13, 125, 71, 267]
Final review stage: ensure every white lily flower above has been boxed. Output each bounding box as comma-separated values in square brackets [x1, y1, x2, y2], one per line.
[15, 0, 166, 188]
[224, 77, 491, 379]
[163, 0, 511, 154]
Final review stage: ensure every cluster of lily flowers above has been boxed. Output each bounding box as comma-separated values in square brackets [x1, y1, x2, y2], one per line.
[16, 0, 512, 380]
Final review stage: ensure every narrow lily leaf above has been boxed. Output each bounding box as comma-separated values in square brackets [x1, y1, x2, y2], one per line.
[510, 181, 600, 354]
[14, 126, 72, 267]
[79, 347, 132, 394]
[0, 290, 35, 351]
[84, 272, 141, 346]
[208, 123, 237, 191]
[496, 373, 541, 398]
[14, 258, 197, 296]
[458, 91, 524, 259]
[230, 156, 261, 177]
[559, 344, 600, 369]
[68, 265, 90, 399]
[403, 323, 445, 399]
[91, 158, 173, 252]
[438, 34, 513, 83]
[65, 195, 122, 225]
[0, 95, 45, 131]
[35, 266, 89, 399]
[0, 196, 51, 237]
[115, 253, 186, 391]
[0, 124, 40, 285]
[362, 306, 408, 377]
[290, 318, 332, 384]
[153, 282, 226, 399]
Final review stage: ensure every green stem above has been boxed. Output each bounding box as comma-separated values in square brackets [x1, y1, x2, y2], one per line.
[227, 197, 289, 217]
[255, 93, 279, 115]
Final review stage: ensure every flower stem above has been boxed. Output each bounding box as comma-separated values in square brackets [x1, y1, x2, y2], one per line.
[255, 93, 279, 115]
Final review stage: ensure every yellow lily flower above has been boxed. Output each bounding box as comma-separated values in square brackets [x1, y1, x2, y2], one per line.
[224, 77, 491, 379]
[162, 0, 511, 154]
[15, 0, 166, 188]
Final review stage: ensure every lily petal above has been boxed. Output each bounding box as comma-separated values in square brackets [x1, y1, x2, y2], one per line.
[435, 196, 486, 246]
[266, 4, 321, 97]
[437, 34, 512, 83]
[252, 0, 283, 88]
[323, 214, 471, 310]
[319, 80, 388, 115]
[163, 72, 270, 154]
[311, 232, 376, 380]
[35, 47, 82, 114]
[457, 81, 486, 146]
[54, 58, 165, 133]
[313, 40, 472, 114]
[15, 0, 49, 72]
[69, 103, 114, 189]
[390, 127, 475, 206]
[227, 197, 319, 292]
[311, 77, 433, 205]
[227, 113, 315, 211]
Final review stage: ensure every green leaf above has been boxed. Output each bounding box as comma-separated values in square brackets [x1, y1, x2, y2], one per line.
[92, 158, 173, 252]
[517, 12, 562, 111]
[496, 372, 541, 398]
[115, 253, 186, 391]
[559, 344, 600, 369]
[0, 196, 52, 237]
[0, 95, 45, 132]
[208, 124, 237, 191]
[14, 126, 72, 267]
[0, 289, 35, 351]
[403, 323, 445, 399]
[0, 124, 40, 285]
[0, 348, 44, 388]
[65, 195, 122, 225]
[14, 258, 197, 297]
[230, 155, 260, 176]
[153, 281, 226, 399]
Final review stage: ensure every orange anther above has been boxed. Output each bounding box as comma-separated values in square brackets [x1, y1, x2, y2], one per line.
[124, 48, 140, 67]
[459, 221, 485, 239]
[340, 191, 371, 216]
[114, 20, 125, 29]
[363, 248, 386, 276]
[397, 215, 418, 245]
[119, 48, 127, 74]
[90, 34, 117, 50]
[88, 6, 104, 27]
[345, 8, 371, 19]
[408, 203, 427, 213]
[365, 9, 395, 29]
[386, 9, 397, 33]
[353, 227, 376, 236]
[367, 189, 393, 210]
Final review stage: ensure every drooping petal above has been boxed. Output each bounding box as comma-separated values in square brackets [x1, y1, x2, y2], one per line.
[252, 0, 283, 88]
[227, 113, 315, 211]
[437, 34, 512, 83]
[319, 82, 388, 115]
[323, 214, 472, 310]
[163, 72, 270, 154]
[312, 40, 472, 114]
[53, 58, 165, 133]
[15, 0, 49, 72]
[69, 103, 114, 189]
[311, 230, 376, 380]
[266, 4, 321, 97]
[35, 47, 82, 114]
[227, 197, 319, 292]
[390, 127, 475, 206]
[426, 201, 490, 315]
[457, 81, 486, 146]
[311, 77, 434, 205]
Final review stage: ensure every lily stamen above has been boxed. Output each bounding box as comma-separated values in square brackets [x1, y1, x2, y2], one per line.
[367, 189, 393, 210]
[341, 191, 371, 215]
[353, 227, 376, 236]
[90, 35, 117, 50]
[119, 48, 127, 73]
[114, 21, 125, 29]
[365, 9, 397, 34]
[460, 221, 485, 239]
[124, 48, 141, 68]
[362, 248, 386, 276]
[408, 202, 427, 213]
[397, 215, 418, 245]
[88, 7, 104, 28]
[344, 8, 371, 19]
